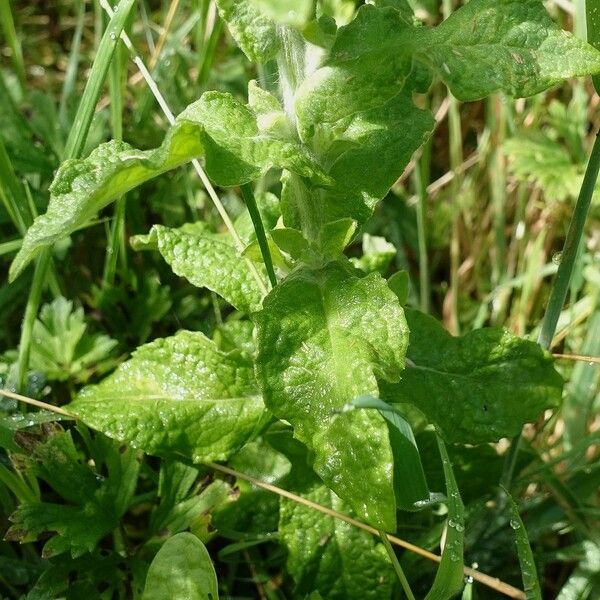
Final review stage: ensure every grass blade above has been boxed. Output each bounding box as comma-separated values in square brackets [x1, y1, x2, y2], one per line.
[14, 0, 136, 392]
[503, 489, 542, 600]
[240, 183, 277, 288]
[424, 434, 465, 600]
[538, 131, 600, 349]
[0, 0, 26, 89]
[64, 0, 136, 160]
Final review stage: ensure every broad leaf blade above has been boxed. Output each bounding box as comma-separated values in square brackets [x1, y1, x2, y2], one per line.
[11, 86, 327, 281]
[68, 332, 265, 462]
[350, 396, 429, 511]
[142, 533, 219, 600]
[381, 309, 563, 444]
[278, 450, 395, 599]
[249, 0, 314, 28]
[280, 486, 395, 599]
[182, 90, 329, 187]
[9, 119, 203, 281]
[255, 260, 409, 529]
[295, 5, 415, 128]
[420, 0, 600, 100]
[216, 0, 280, 63]
[133, 225, 264, 313]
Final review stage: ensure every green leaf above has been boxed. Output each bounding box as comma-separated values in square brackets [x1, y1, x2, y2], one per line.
[255, 260, 409, 529]
[295, 5, 415, 128]
[271, 227, 313, 261]
[419, 0, 600, 101]
[11, 85, 327, 281]
[278, 457, 395, 599]
[387, 271, 410, 305]
[142, 533, 218, 600]
[280, 489, 395, 599]
[285, 93, 434, 234]
[68, 331, 266, 462]
[249, 0, 314, 28]
[150, 461, 230, 537]
[9, 118, 202, 281]
[504, 134, 584, 202]
[504, 489, 542, 600]
[181, 90, 329, 187]
[216, 0, 280, 63]
[350, 396, 430, 511]
[424, 435, 465, 600]
[296, 1, 600, 129]
[380, 310, 563, 444]
[7, 431, 139, 558]
[351, 234, 396, 274]
[29, 297, 117, 382]
[132, 224, 264, 313]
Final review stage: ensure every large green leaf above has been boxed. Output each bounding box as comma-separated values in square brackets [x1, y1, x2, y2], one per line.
[10, 86, 327, 281]
[420, 0, 600, 100]
[255, 260, 409, 529]
[132, 224, 264, 313]
[279, 482, 394, 599]
[295, 5, 415, 129]
[283, 92, 434, 236]
[296, 0, 600, 130]
[68, 331, 266, 462]
[142, 533, 219, 600]
[249, 0, 314, 28]
[9, 119, 203, 281]
[322, 92, 433, 223]
[181, 90, 329, 187]
[380, 310, 563, 444]
[216, 0, 280, 63]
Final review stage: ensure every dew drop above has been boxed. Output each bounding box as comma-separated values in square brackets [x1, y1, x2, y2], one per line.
[449, 551, 460, 562]
[109, 32, 117, 40]
[552, 252, 563, 265]
[455, 523, 465, 532]
[510, 519, 521, 530]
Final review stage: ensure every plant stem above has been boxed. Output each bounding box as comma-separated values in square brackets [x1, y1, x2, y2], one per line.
[379, 529, 416, 600]
[537, 131, 600, 350]
[443, 0, 463, 336]
[104, 33, 127, 286]
[14, 252, 50, 393]
[240, 184, 277, 288]
[413, 153, 430, 313]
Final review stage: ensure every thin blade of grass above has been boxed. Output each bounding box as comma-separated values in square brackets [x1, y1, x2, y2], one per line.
[14, 0, 136, 393]
[0, 0, 26, 89]
[424, 434, 466, 600]
[503, 488, 542, 600]
[64, 0, 136, 160]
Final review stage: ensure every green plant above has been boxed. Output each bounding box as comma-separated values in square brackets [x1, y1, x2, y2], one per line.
[5, 0, 600, 598]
